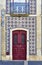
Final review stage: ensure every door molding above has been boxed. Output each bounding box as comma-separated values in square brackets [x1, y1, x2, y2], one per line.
[10, 28, 29, 60]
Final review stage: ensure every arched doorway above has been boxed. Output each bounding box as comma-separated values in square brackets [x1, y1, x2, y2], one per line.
[10, 28, 29, 60]
[12, 30, 27, 60]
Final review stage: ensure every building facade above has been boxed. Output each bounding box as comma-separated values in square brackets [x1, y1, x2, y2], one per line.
[1, 0, 42, 61]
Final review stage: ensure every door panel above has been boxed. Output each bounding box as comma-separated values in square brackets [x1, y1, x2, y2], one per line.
[12, 30, 27, 60]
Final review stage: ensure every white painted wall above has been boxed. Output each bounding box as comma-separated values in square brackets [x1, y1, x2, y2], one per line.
[37, 0, 41, 56]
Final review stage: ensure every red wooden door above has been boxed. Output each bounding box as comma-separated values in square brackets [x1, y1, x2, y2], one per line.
[12, 30, 27, 60]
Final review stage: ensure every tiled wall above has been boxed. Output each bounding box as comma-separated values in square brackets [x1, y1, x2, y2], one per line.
[10, 3, 29, 14]
[28, 0, 36, 14]
[0, 61, 42, 65]
[0, 61, 24, 65]
[6, 0, 10, 14]
[6, 0, 36, 15]
[6, 16, 36, 55]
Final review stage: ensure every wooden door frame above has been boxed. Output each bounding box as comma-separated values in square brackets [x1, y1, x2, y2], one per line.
[10, 28, 29, 60]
